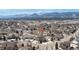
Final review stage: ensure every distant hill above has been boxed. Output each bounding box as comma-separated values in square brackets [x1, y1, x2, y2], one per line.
[0, 12, 79, 20]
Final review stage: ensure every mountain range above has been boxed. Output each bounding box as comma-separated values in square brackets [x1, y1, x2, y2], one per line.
[1, 11, 79, 20]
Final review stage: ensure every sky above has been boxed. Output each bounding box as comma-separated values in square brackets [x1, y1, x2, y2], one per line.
[0, 9, 79, 16]
[0, 0, 79, 9]
[0, 0, 79, 16]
